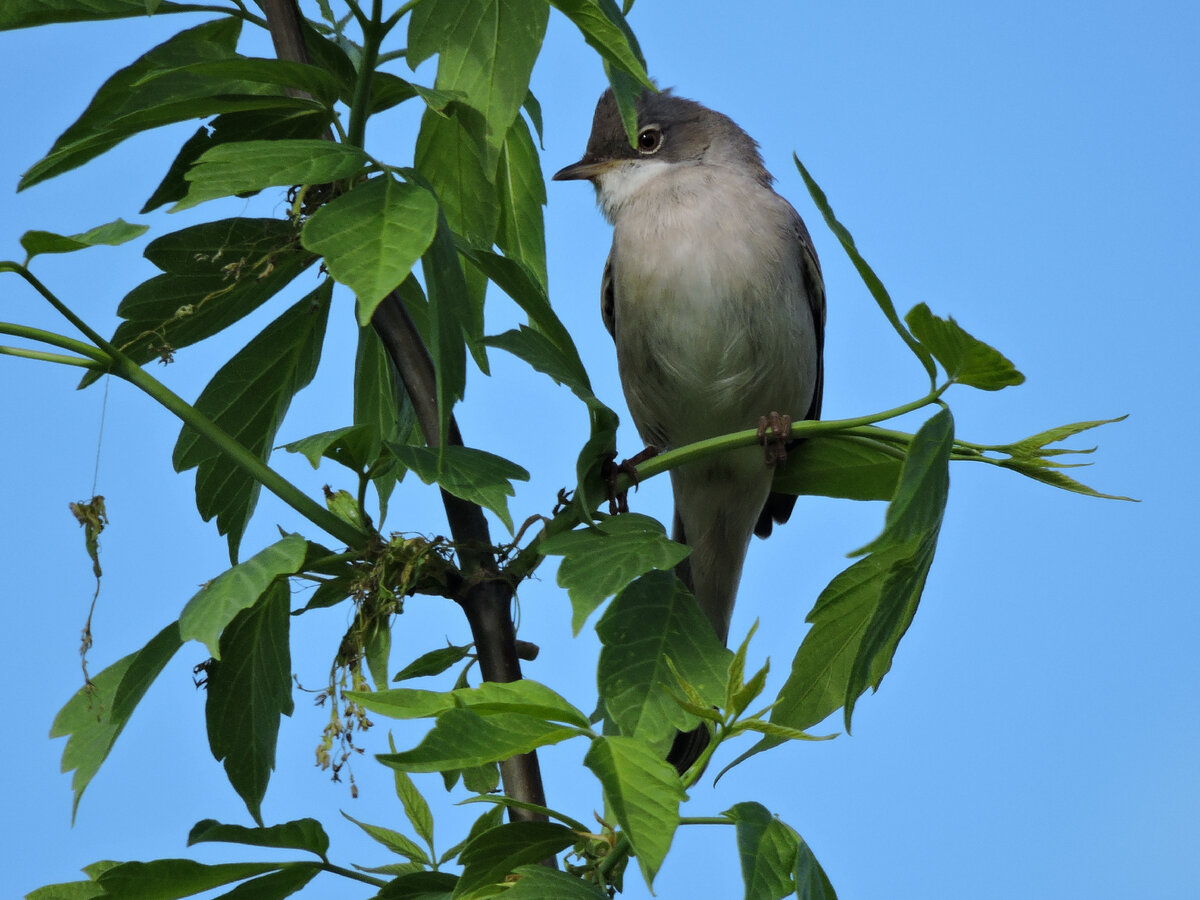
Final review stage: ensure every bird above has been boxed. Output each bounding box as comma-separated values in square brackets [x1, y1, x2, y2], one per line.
[553, 87, 825, 770]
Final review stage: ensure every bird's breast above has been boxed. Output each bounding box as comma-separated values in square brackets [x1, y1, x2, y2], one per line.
[607, 170, 815, 450]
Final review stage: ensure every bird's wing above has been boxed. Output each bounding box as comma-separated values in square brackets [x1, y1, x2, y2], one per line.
[754, 209, 826, 538]
[600, 248, 616, 338]
[794, 210, 826, 423]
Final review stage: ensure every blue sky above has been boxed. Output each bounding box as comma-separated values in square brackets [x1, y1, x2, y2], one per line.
[2, 2, 1197, 898]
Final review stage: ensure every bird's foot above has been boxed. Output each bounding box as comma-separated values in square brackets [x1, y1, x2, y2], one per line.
[602, 447, 658, 514]
[757, 411, 792, 466]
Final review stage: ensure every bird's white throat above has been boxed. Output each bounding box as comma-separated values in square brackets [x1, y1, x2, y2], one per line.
[593, 158, 676, 224]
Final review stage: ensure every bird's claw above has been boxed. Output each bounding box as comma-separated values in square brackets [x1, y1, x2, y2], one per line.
[602, 447, 658, 514]
[757, 411, 792, 466]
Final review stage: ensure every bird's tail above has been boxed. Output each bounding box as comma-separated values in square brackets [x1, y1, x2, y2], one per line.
[665, 453, 772, 772]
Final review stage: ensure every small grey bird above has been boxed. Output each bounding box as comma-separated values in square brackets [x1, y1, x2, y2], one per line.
[554, 88, 825, 757]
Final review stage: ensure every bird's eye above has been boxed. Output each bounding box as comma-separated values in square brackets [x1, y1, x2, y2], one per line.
[637, 126, 662, 154]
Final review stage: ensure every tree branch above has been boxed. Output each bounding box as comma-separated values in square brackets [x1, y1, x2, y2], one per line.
[258, 0, 548, 823]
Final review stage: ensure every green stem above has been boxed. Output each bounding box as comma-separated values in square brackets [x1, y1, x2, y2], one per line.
[1, 264, 368, 550]
[376, 48, 408, 65]
[504, 383, 971, 585]
[0, 345, 100, 368]
[680, 816, 734, 826]
[384, 0, 425, 31]
[597, 833, 631, 880]
[2, 263, 118, 353]
[114, 351, 368, 548]
[356, 470, 371, 527]
[632, 382, 951, 484]
[347, 0, 384, 147]
[320, 861, 388, 888]
[0, 321, 109, 361]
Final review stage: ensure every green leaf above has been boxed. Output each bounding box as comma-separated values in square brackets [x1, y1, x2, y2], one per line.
[352, 680, 589, 728]
[1004, 416, 1126, 458]
[0, 0, 187, 29]
[455, 822, 578, 898]
[393, 643, 475, 681]
[110, 620, 185, 723]
[388, 444, 529, 533]
[174, 139, 369, 211]
[84, 217, 317, 387]
[465, 761, 507, 794]
[584, 735, 684, 887]
[349, 687, 456, 720]
[205, 580, 294, 824]
[725, 620, 757, 714]
[794, 836, 838, 900]
[418, 209, 476, 445]
[153, 57, 341, 107]
[143, 108, 336, 213]
[725, 802, 798, 900]
[549, 0, 652, 89]
[482, 326, 592, 404]
[364, 616, 393, 692]
[413, 104, 499, 246]
[26, 878, 105, 900]
[50, 621, 182, 820]
[96, 860, 283, 899]
[354, 324, 417, 523]
[457, 243, 578, 359]
[729, 662, 770, 722]
[293, 575, 353, 614]
[905, 303, 1025, 390]
[354, 861, 427, 877]
[573, 396, 621, 521]
[376, 871, 459, 900]
[20, 20, 323, 189]
[495, 113, 547, 288]
[301, 174, 440, 326]
[370, 72, 462, 115]
[21, 218, 148, 262]
[173, 282, 330, 559]
[772, 434, 902, 502]
[602, 59, 644, 149]
[282, 425, 374, 472]
[342, 812, 430, 864]
[542, 515, 691, 634]
[454, 681, 591, 727]
[355, 320, 416, 443]
[188, 818, 330, 858]
[855, 408, 954, 556]
[989, 416, 1133, 501]
[814, 411, 955, 731]
[408, 0, 549, 166]
[504, 866, 609, 899]
[82, 862, 120, 880]
[730, 719, 833, 744]
[457, 795, 589, 833]
[378, 708, 579, 772]
[522, 91, 545, 147]
[596, 571, 731, 744]
[209, 863, 320, 900]
[749, 543, 911, 742]
[794, 155, 936, 380]
[997, 456, 1132, 500]
[441, 805, 505, 866]
[726, 412, 954, 773]
[178, 534, 307, 657]
[391, 767, 436, 853]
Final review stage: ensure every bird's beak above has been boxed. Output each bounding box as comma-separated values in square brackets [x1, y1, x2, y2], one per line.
[552, 158, 614, 181]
